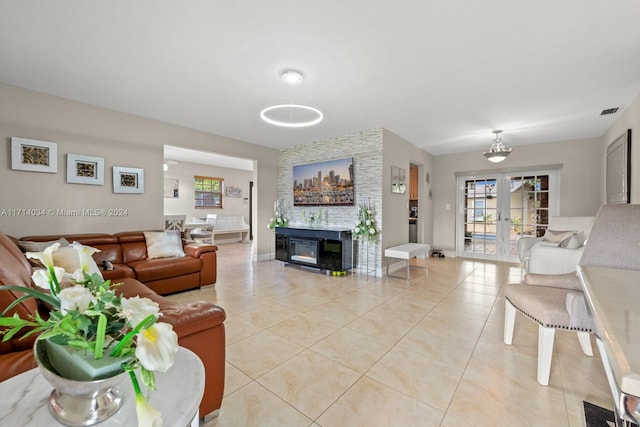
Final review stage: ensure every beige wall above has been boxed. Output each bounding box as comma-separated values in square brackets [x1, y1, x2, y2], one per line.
[163, 162, 253, 223]
[432, 137, 603, 252]
[0, 84, 278, 259]
[381, 129, 434, 250]
[601, 93, 640, 204]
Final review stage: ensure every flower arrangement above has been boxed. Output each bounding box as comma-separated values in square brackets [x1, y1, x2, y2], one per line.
[0, 242, 178, 426]
[353, 202, 379, 240]
[268, 201, 288, 230]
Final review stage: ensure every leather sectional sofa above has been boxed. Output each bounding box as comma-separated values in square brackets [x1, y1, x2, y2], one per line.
[18, 231, 217, 295]
[0, 231, 226, 419]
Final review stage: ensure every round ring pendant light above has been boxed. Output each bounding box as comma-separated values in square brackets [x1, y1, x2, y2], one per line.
[260, 70, 323, 128]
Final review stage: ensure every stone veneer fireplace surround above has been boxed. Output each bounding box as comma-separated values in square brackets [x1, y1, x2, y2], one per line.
[276, 129, 383, 275]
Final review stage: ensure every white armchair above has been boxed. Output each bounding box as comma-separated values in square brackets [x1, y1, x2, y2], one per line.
[518, 216, 595, 274]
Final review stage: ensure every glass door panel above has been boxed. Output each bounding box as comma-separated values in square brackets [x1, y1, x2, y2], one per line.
[458, 171, 557, 262]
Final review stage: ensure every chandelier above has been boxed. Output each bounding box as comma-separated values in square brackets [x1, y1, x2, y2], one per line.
[260, 70, 323, 128]
[483, 130, 512, 163]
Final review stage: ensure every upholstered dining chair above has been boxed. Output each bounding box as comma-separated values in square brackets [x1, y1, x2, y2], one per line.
[503, 204, 640, 386]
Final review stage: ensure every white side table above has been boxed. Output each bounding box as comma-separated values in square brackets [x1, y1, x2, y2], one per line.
[385, 243, 430, 280]
[0, 347, 204, 427]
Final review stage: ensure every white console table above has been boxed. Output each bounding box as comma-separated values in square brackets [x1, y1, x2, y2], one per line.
[577, 265, 640, 425]
[0, 347, 204, 427]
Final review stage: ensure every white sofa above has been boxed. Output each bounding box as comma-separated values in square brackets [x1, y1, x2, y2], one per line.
[518, 216, 595, 274]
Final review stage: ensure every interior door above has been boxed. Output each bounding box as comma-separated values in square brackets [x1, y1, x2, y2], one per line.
[457, 171, 557, 262]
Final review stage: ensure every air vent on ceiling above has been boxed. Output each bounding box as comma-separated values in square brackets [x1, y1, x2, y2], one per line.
[600, 107, 620, 116]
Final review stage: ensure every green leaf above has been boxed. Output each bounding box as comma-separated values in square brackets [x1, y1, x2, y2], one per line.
[0, 285, 60, 313]
[140, 367, 157, 392]
[94, 313, 107, 359]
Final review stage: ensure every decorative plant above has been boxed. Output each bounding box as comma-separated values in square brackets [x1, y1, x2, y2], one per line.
[268, 201, 288, 230]
[353, 202, 379, 240]
[0, 242, 179, 426]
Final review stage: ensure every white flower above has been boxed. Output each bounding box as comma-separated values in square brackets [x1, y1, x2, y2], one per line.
[354, 227, 360, 233]
[136, 322, 179, 373]
[70, 241, 101, 276]
[365, 220, 371, 226]
[369, 227, 376, 235]
[31, 267, 65, 290]
[121, 296, 160, 327]
[58, 285, 97, 315]
[135, 393, 163, 427]
[26, 243, 60, 269]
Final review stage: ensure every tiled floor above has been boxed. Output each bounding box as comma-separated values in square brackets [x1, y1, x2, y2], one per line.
[167, 242, 612, 426]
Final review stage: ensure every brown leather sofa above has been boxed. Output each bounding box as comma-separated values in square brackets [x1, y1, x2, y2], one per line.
[19, 231, 217, 295]
[0, 232, 226, 419]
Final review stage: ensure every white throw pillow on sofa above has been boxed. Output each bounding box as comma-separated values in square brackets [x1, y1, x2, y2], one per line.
[144, 231, 185, 259]
[559, 231, 586, 249]
[543, 229, 576, 244]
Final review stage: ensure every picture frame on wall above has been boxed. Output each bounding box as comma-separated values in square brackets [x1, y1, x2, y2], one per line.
[225, 186, 242, 198]
[113, 166, 145, 194]
[66, 153, 104, 185]
[391, 165, 407, 194]
[11, 137, 58, 173]
[164, 179, 179, 198]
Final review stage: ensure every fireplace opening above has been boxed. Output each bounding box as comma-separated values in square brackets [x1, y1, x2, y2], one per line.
[289, 238, 318, 266]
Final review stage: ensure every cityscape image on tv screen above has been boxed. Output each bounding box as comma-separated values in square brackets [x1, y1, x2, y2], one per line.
[293, 158, 354, 206]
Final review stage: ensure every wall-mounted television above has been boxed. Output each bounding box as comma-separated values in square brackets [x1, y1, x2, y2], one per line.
[293, 157, 354, 206]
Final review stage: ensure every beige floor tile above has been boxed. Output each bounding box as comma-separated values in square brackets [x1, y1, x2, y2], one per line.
[226, 330, 304, 378]
[316, 376, 444, 427]
[223, 362, 253, 397]
[366, 345, 465, 411]
[396, 325, 477, 368]
[257, 350, 361, 419]
[269, 313, 342, 347]
[346, 310, 416, 344]
[305, 300, 366, 326]
[310, 328, 392, 374]
[171, 244, 610, 426]
[237, 301, 301, 328]
[205, 382, 312, 427]
[223, 316, 263, 344]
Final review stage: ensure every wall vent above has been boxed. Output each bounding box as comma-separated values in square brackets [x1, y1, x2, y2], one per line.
[600, 107, 620, 116]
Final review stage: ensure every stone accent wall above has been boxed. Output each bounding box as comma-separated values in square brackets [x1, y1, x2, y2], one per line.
[277, 128, 383, 274]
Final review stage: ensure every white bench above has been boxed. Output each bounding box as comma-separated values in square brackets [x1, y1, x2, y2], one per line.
[384, 243, 430, 280]
[213, 216, 249, 242]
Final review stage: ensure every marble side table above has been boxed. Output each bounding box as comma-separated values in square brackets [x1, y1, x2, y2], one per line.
[0, 346, 204, 427]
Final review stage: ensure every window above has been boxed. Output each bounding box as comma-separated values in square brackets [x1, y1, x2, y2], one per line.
[194, 176, 223, 208]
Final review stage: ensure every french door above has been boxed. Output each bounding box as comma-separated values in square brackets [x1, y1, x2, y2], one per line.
[456, 170, 558, 262]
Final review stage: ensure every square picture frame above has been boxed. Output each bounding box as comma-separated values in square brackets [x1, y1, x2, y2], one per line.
[11, 137, 58, 173]
[66, 153, 105, 185]
[113, 166, 145, 194]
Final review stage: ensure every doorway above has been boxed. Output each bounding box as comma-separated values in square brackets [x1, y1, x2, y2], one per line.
[456, 170, 558, 262]
[409, 164, 419, 243]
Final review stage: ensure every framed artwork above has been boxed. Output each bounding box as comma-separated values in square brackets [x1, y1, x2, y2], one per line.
[11, 137, 58, 173]
[164, 179, 179, 198]
[606, 129, 632, 204]
[225, 186, 242, 198]
[66, 154, 104, 185]
[113, 166, 145, 194]
[391, 166, 407, 194]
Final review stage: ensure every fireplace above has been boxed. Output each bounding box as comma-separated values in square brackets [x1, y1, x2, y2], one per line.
[275, 226, 353, 273]
[290, 238, 318, 266]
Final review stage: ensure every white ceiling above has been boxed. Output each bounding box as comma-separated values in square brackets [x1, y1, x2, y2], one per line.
[1, 1, 640, 158]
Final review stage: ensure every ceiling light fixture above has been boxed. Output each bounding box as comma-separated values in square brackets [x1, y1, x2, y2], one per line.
[483, 130, 512, 163]
[260, 69, 323, 128]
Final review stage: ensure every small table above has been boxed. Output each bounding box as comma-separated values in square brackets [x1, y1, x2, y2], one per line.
[0, 347, 204, 427]
[384, 243, 430, 280]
